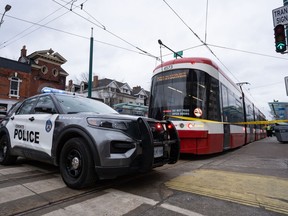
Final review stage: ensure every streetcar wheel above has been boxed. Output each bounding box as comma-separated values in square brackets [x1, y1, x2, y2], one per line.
[60, 137, 97, 189]
[0, 134, 17, 165]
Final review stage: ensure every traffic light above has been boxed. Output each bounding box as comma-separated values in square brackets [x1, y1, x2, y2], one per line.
[274, 24, 287, 53]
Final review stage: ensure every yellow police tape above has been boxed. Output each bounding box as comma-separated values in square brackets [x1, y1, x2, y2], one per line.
[167, 115, 288, 125]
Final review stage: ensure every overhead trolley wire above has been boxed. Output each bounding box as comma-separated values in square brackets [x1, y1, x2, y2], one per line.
[0, 0, 158, 60]
[204, 0, 209, 43]
[162, 0, 241, 83]
[0, 14, 144, 56]
[53, 0, 159, 60]
[208, 44, 288, 61]
[0, 1, 72, 49]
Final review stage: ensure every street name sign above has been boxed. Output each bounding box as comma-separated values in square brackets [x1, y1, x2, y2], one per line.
[272, 5, 288, 27]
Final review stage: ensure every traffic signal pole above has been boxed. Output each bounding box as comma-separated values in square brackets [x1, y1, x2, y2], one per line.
[283, 0, 288, 53]
[284, 0, 288, 52]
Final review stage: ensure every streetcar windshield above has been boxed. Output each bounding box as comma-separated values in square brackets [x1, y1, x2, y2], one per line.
[149, 69, 221, 121]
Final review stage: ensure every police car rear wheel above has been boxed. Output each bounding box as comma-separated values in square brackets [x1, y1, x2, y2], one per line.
[0, 134, 17, 165]
[60, 137, 97, 189]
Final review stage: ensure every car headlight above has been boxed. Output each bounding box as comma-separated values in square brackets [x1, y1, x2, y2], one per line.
[87, 118, 128, 130]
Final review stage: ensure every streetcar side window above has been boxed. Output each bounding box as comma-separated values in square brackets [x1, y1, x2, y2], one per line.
[207, 76, 221, 121]
[221, 84, 244, 123]
[221, 85, 229, 122]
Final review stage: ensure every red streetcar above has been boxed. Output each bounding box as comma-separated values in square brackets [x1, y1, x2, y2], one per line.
[148, 57, 266, 155]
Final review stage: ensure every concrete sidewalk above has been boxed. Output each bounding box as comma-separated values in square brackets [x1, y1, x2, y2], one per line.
[165, 136, 288, 215]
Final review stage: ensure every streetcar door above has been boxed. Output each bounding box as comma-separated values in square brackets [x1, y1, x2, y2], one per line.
[221, 84, 230, 150]
[223, 124, 230, 150]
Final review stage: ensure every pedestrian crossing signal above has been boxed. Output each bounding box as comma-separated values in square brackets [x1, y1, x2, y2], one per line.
[274, 24, 287, 53]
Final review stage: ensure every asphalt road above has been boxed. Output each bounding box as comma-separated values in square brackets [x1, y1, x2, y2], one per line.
[0, 136, 287, 216]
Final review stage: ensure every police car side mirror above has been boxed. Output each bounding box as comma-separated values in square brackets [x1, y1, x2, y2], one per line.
[34, 106, 56, 114]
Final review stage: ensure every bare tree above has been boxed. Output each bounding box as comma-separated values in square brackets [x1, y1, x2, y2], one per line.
[75, 72, 96, 84]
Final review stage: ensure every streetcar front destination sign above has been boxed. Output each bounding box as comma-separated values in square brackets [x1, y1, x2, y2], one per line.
[272, 5, 288, 27]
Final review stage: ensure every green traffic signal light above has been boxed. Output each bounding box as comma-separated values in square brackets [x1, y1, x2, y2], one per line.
[274, 24, 287, 53]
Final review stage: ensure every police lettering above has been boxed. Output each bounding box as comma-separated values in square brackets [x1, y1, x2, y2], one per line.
[14, 129, 40, 144]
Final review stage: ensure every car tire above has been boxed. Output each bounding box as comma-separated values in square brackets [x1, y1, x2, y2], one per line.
[60, 137, 97, 189]
[0, 134, 18, 165]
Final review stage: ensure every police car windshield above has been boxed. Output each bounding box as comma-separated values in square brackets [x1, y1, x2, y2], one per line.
[55, 94, 118, 114]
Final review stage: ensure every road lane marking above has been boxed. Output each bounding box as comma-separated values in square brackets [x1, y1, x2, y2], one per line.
[165, 169, 288, 215]
[0, 176, 65, 204]
[160, 203, 204, 216]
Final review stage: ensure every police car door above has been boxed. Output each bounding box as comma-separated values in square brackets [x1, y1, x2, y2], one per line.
[6, 95, 58, 157]
[6, 96, 39, 150]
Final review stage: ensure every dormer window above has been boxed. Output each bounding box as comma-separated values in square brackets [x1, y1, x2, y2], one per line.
[109, 87, 116, 92]
[123, 89, 129, 93]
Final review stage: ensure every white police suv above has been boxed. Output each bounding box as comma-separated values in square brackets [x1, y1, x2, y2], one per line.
[0, 87, 180, 189]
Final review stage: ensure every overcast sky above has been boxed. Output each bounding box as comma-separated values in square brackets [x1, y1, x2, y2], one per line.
[0, 0, 287, 119]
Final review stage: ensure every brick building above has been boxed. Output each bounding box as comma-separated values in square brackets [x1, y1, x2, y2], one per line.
[0, 46, 68, 111]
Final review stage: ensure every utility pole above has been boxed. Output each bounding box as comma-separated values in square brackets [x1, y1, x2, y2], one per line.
[88, 28, 94, 98]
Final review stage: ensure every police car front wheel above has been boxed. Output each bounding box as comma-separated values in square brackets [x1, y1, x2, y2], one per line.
[59, 137, 97, 189]
[0, 134, 18, 165]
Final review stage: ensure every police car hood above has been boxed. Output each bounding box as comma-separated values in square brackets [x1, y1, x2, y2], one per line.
[78, 112, 157, 122]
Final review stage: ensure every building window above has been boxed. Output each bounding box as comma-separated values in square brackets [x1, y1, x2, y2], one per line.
[52, 68, 58, 77]
[9, 77, 21, 98]
[109, 87, 116, 92]
[41, 65, 48, 74]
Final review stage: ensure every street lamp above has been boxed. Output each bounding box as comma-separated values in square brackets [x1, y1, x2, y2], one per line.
[0, 4, 12, 27]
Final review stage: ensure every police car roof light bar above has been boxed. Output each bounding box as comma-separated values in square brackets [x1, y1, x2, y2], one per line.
[41, 87, 86, 97]
[41, 87, 67, 94]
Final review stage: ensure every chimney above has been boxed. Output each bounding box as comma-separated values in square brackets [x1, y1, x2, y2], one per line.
[21, 45, 27, 57]
[93, 75, 99, 88]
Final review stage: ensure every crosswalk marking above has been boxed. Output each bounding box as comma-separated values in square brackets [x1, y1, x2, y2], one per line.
[0, 164, 204, 216]
[23, 176, 66, 194]
[0, 166, 36, 175]
[42, 189, 203, 216]
[42, 189, 157, 216]
[0, 185, 35, 204]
